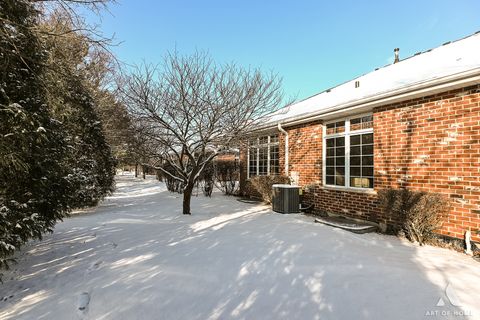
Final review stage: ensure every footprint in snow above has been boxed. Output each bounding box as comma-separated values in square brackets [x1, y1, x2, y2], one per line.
[77, 292, 90, 313]
[87, 260, 102, 273]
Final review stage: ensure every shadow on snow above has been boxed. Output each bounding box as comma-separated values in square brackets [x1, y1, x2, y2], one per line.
[0, 174, 478, 320]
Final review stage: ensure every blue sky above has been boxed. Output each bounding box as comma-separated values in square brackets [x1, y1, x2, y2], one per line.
[87, 0, 480, 100]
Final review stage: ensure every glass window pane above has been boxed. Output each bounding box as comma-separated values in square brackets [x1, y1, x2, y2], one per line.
[350, 122, 362, 131]
[362, 166, 374, 176]
[351, 177, 372, 188]
[336, 157, 345, 166]
[362, 115, 373, 129]
[362, 156, 374, 165]
[326, 176, 334, 185]
[362, 133, 373, 144]
[335, 137, 345, 147]
[326, 138, 335, 148]
[326, 157, 334, 166]
[362, 145, 373, 155]
[351, 146, 361, 155]
[327, 148, 335, 156]
[351, 117, 361, 124]
[350, 177, 362, 188]
[335, 147, 345, 156]
[351, 135, 361, 145]
[335, 175, 345, 186]
[350, 166, 361, 176]
[326, 123, 336, 135]
[326, 167, 334, 175]
[351, 117, 362, 131]
[259, 148, 267, 159]
[336, 167, 345, 175]
[350, 156, 361, 165]
[351, 115, 373, 131]
[335, 121, 345, 133]
[362, 115, 373, 122]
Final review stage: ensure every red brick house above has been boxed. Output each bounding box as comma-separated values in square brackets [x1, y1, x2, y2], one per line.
[240, 32, 480, 242]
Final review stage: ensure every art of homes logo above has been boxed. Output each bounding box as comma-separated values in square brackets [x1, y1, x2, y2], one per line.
[425, 283, 473, 317]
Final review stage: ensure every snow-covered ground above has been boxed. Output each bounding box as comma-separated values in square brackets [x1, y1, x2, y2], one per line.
[1, 173, 479, 320]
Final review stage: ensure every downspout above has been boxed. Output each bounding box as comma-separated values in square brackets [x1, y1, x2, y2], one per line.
[277, 123, 289, 176]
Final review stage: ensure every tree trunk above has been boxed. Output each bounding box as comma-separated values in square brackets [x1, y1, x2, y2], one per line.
[142, 165, 146, 179]
[135, 163, 138, 177]
[182, 182, 194, 215]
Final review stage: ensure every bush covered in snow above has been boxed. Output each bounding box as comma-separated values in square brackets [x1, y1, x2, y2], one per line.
[249, 175, 291, 204]
[0, 0, 71, 274]
[378, 188, 450, 245]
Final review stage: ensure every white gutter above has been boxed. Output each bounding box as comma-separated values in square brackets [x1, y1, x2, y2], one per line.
[277, 123, 289, 176]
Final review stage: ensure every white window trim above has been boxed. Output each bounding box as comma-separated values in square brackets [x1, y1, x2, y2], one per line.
[247, 135, 279, 179]
[322, 113, 374, 191]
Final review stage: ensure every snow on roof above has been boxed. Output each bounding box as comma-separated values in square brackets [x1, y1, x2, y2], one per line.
[265, 32, 480, 125]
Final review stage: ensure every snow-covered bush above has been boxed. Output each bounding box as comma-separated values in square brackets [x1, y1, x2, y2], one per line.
[249, 175, 291, 204]
[0, 0, 73, 275]
[378, 188, 450, 245]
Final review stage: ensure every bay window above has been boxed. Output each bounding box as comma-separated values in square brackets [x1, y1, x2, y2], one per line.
[324, 115, 374, 189]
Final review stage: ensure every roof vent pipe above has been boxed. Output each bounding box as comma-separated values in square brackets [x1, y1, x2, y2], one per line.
[394, 48, 400, 63]
[277, 123, 289, 176]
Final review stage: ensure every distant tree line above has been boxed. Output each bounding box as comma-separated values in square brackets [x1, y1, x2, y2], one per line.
[0, 0, 131, 274]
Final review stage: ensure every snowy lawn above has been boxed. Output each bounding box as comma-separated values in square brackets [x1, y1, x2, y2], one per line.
[0, 173, 479, 320]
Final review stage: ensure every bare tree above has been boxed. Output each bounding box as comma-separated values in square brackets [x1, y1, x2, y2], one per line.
[0, 0, 117, 73]
[119, 51, 283, 215]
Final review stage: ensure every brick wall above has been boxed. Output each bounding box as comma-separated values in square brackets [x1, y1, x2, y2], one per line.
[374, 84, 480, 240]
[279, 120, 323, 186]
[240, 84, 480, 241]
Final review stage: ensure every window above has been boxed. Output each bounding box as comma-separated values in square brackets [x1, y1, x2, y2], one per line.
[248, 144, 257, 178]
[269, 145, 279, 175]
[324, 114, 374, 189]
[325, 136, 345, 186]
[349, 132, 374, 188]
[248, 134, 280, 178]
